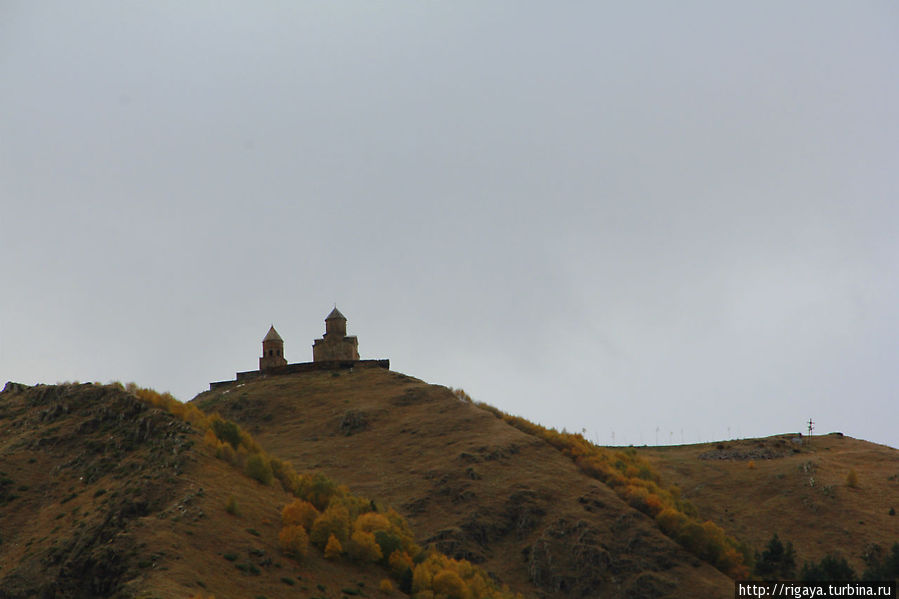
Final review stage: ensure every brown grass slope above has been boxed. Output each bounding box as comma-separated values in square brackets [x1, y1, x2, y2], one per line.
[193, 368, 732, 599]
[0, 382, 394, 599]
[634, 434, 899, 574]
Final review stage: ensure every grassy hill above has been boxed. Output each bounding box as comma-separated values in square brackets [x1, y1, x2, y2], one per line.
[633, 434, 899, 575]
[0, 382, 401, 598]
[193, 367, 733, 598]
[4, 367, 894, 598]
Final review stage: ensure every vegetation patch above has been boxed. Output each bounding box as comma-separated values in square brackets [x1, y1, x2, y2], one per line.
[130, 383, 521, 599]
[462, 388, 752, 578]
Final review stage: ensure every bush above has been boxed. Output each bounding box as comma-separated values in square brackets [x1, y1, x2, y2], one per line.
[225, 495, 239, 516]
[296, 472, 338, 511]
[278, 524, 309, 560]
[847, 469, 859, 488]
[355, 512, 391, 533]
[389, 550, 415, 577]
[324, 533, 343, 559]
[432, 570, 469, 599]
[311, 503, 351, 548]
[245, 454, 273, 485]
[348, 530, 383, 563]
[212, 419, 242, 449]
[379, 578, 393, 593]
[282, 499, 319, 530]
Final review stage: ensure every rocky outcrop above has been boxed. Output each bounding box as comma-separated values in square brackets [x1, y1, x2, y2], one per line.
[0, 383, 197, 598]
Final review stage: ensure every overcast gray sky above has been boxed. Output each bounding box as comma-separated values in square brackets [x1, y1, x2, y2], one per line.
[2, 2, 897, 449]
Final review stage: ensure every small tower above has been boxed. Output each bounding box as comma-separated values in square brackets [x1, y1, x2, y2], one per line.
[313, 307, 360, 361]
[259, 325, 287, 371]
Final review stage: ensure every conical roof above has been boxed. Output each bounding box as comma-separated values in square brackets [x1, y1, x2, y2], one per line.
[326, 307, 346, 321]
[262, 325, 283, 342]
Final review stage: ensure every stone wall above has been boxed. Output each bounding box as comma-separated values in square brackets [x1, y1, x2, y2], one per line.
[312, 334, 359, 362]
[209, 359, 390, 390]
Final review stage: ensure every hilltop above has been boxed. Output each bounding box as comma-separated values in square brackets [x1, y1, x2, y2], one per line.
[634, 434, 899, 574]
[193, 367, 733, 598]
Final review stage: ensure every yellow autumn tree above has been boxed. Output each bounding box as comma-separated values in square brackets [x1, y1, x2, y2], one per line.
[354, 512, 391, 533]
[388, 550, 414, 577]
[324, 533, 343, 559]
[282, 498, 319, 531]
[279, 524, 309, 560]
[348, 530, 383, 562]
[432, 570, 469, 599]
[310, 502, 350, 548]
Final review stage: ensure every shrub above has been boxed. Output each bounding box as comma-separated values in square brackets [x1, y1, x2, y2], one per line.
[282, 499, 319, 530]
[225, 495, 239, 516]
[348, 530, 383, 563]
[432, 570, 469, 599]
[270, 457, 300, 493]
[355, 512, 391, 533]
[379, 578, 393, 593]
[374, 530, 404, 563]
[245, 454, 273, 485]
[389, 550, 415, 577]
[278, 524, 309, 560]
[211, 419, 242, 449]
[311, 503, 351, 548]
[324, 533, 343, 559]
[847, 469, 859, 488]
[296, 472, 338, 511]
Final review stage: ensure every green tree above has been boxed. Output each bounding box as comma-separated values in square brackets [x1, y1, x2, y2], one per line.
[801, 553, 857, 581]
[862, 543, 899, 581]
[755, 534, 796, 579]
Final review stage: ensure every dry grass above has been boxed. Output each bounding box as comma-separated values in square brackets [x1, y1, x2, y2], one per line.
[634, 434, 899, 573]
[0, 383, 393, 597]
[194, 368, 734, 598]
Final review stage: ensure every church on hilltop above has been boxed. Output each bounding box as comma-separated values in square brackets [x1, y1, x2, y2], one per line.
[312, 307, 360, 362]
[210, 308, 388, 390]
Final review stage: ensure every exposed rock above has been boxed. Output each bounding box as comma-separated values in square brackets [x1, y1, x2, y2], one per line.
[339, 409, 368, 436]
[624, 573, 677, 599]
[527, 518, 611, 596]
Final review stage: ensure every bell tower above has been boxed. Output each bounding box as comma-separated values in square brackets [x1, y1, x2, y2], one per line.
[259, 325, 287, 370]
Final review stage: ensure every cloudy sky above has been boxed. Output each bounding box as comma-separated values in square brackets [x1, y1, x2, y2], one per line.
[2, 2, 897, 449]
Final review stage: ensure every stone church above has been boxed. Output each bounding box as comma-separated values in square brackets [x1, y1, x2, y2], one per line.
[209, 307, 386, 390]
[311, 307, 360, 362]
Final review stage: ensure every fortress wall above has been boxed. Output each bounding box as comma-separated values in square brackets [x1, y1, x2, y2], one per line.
[209, 359, 390, 390]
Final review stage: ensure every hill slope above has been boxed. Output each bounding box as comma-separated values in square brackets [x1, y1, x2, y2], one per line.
[634, 434, 899, 574]
[193, 367, 733, 598]
[0, 382, 400, 598]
